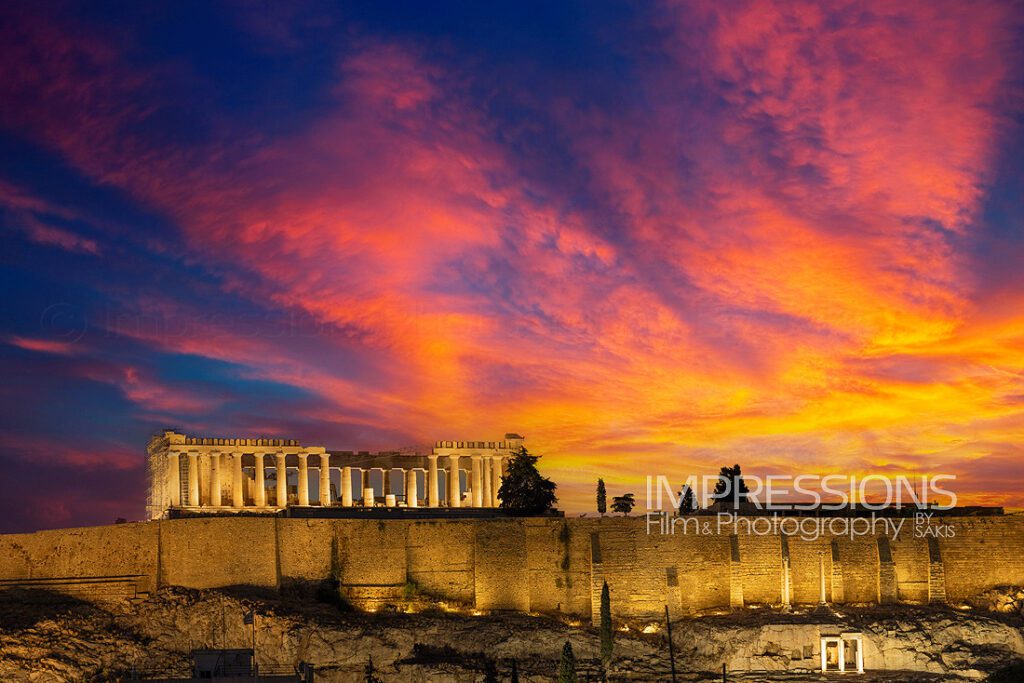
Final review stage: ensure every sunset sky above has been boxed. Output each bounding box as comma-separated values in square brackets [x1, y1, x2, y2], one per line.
[1, 1, 1022, 532]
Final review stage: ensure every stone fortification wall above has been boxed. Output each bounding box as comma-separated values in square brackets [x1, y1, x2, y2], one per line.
[0, 522, 158, 582]
[939, 517, 1024, 601]
[0, 515, 1022, 619]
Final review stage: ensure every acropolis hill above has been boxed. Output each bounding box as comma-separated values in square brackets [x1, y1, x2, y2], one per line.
[3, 431, 1024, 680]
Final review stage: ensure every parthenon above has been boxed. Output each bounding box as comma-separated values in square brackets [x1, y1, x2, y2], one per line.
[145, 430, 522, 519]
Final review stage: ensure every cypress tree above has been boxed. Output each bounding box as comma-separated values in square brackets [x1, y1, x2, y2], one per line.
[596, 478, 607, 515]
[364, 656, 382, 683]
[600, 581, 613, 668]
[483, 659, 498, 683]
[557, 640, 578, 683]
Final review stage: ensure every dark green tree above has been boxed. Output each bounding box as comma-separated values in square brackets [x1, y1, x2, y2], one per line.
[483, 659, 498, 683]
[600, 581, 613, 668]
[678, 484, 697, 514]
[364, 656, 382, 683]
[597, 478, 607, 515]
[711, 464, 749, 505]
[610, 493, 635, 516]
[499, 447, 557, 514]
[557, 640, 578, 683]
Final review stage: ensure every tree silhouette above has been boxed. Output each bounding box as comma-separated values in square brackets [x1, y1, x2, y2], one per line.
[498, 447, 557, 514]
[600, 581, 613, 669]
[483, 658, 498, 683]
[711, 464, 749, 505]
[364, 656, 382, 683]
[611, 493, 635, 516]
[596, 478, 607, 515]
[678, 484, 697, 514]
[557, 640, 578, 683]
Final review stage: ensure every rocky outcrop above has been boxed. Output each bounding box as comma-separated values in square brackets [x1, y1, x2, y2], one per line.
[1, 588, 1022, 681]
[972, 586, 1024, 618]
[0, 587, 659, 682]
[857, 611, 1024, 678]
[668, 607, 1024, 680]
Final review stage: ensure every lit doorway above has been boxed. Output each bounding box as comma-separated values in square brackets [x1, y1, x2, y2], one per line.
[820, 633, 864, 674]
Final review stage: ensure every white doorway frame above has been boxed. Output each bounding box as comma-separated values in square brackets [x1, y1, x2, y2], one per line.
[820, 633, 864, 674]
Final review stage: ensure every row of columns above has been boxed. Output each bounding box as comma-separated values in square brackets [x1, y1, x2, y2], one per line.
[442, 454, 504, 508]
[169, 451, 506, 509]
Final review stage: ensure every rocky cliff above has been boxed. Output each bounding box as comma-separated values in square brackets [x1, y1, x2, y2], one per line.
[1, 587, 1022, 681]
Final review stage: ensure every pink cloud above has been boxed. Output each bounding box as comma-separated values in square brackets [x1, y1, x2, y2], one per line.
[6, 336, 77, 355]
[12, 214, 100, 254]
[0, 180, 101, 254]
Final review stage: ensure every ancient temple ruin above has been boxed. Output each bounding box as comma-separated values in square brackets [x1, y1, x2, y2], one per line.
[146, 430, 523, 519]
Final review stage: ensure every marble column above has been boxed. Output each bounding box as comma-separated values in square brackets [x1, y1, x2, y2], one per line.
[427, 454, 440, 507]
[167, 452, 181, 507]
[448, 455, 461, 507]
[471, 456, 483, 507]
[382, 468, 392, 497]
[297, 453, 309, 506]
[491, 456, 503, 507]
[275, 452, 287, 507]
[319, 453, 331, 506]
[819, 552, 827, 604]
[198, 453, 210, 506]
[341, 466, 353, 506]
[232, 452, 244, 508]
[254, 454, 266, 507]
[482, 456, 492, 508]
[361, 468, 374, 506]
[187, 452, 200, 506]
[209, 452, 222, 506]
[405, 469, 418, 507]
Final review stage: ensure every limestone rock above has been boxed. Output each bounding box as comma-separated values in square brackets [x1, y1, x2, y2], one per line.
[1, 589, 1022, 682]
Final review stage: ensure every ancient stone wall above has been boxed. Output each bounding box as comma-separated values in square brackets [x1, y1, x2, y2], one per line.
[406, 520, 476, 604]
[0, 522, 158, 582]
[159, 517, 278, 589]
[0, 515, 1022, 618]
[277, 518, 335, 583]
[939, 517, 1024, 601]
[475, 520, 530, 611]
[834, 536, 879, 603]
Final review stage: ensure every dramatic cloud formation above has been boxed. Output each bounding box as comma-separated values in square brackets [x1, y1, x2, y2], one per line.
[0, 1, 1021, 530]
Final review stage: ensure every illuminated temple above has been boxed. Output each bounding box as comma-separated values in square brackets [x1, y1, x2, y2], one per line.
[146, 430, 522, 519]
